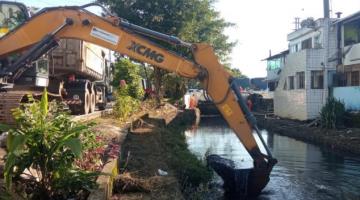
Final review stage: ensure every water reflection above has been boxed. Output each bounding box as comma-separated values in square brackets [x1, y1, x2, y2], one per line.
[185, 117, 360, 200]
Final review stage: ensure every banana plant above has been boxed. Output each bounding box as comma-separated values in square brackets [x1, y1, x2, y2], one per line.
[3, 88, 99, 199]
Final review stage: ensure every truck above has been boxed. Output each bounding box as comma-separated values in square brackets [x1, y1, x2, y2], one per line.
[48, 39, 113, 114]
[0, 2, 113, 123]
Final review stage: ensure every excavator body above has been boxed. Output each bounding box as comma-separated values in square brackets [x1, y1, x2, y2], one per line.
[0, 2, 113, 122]
[0, 1, 277, 197]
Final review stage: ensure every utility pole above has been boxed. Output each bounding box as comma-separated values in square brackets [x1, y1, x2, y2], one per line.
[323, 0, 330, 103]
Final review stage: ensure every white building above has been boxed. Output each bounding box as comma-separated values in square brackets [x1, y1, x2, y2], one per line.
[264, 50, 288, 99]
[332, 12, 360, 111]
[274, 17, 338, 120]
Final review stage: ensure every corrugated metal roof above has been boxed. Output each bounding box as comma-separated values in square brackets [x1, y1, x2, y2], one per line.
[333, 10, 360, 25]
[262, 50, 289, 61]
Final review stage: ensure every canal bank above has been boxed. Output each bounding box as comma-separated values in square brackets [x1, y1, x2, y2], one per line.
[186, 117, 360, 200]
[256, 115, 360, 155]
[111, 106, 213, 200]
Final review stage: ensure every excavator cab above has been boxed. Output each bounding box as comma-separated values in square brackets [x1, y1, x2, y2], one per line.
[0, 2, 49, 88]
[0, 1, 29, 38]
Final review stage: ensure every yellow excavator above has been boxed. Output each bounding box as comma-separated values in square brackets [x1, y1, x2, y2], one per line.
[0, 1, 277, 197]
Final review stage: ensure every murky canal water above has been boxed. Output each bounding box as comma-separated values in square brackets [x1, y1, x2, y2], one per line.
[185, 117, 360, 200]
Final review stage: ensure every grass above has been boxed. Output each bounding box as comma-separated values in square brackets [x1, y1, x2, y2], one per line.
[158, 111, 213, 199]
[117, 109, 213, 199]
[159, 126, 212, 188]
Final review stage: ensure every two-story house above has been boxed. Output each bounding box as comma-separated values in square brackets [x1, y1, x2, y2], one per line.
[332, 11, 360, 110]
[274, 16, 338, 120]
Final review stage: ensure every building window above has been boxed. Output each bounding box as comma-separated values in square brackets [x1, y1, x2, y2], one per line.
[290, 43, 300, 53]
[267, 58, 281, 70]
[301, 38, 312, 50]
[351, 71, 360, 86]
[344, 20, 360, 46]
[314, 35, 322, 48]
[288, 76, 294, 90]
[311, 70, 324, 89]
[296, 72, 305, 89]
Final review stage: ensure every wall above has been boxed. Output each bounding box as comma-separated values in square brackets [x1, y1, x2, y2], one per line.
[306, 89, 325, 118]
[305, 49, 327, 119]
[274, 89, 308, 120]
[333, 86, 360, 110]
[267, 68, 281, 82]
[274, 48, 330, 120]
[274, 50, 308, 120]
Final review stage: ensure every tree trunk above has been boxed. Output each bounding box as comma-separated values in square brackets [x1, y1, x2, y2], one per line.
[153, 67, 162, 106]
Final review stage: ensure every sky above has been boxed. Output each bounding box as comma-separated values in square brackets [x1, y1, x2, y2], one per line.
[11, 0, 360, 77]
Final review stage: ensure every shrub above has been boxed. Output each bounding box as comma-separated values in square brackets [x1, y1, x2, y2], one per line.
[3, 89, 99, 199]
[112, 58, 144, 100]
[320, 97, 346, 129]
[113, 87, 140, 120]
[162, 73, 187, 100]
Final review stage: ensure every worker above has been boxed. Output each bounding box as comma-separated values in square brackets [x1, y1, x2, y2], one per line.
[189, 93, 198, 109]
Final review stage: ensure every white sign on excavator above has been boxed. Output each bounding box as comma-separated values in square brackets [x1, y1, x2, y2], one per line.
[90, 27, 119, 45]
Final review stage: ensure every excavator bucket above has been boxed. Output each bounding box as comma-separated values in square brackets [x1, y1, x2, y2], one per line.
[207, 154, 277, 198]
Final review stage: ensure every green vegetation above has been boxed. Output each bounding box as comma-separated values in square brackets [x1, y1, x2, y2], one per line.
[224, 65, 246, 78]
[160, 112, 212, 196]
[320, 97, 346, 129]
[113, 87, 141, 120]
[3, 89, 100, 199]
[344, 112, 360, 128]
[112, 58, 143, 119]
[160, 127, 212, 188]
[99, 0, 239, 101]
[163, 73, 187, 100]
[118, 110, 212, 198]
[112, 58, 144, 99]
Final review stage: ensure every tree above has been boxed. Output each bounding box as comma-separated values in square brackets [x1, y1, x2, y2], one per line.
[99, 0, 237, 100]
[112, 58, 144, 100]
[223, 65, 246, 78]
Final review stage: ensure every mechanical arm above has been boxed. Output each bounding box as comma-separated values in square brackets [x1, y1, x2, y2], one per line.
[0, 3, 277, 195]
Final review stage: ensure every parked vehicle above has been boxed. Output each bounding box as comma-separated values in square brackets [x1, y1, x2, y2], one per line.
[0, 3, 113, 123]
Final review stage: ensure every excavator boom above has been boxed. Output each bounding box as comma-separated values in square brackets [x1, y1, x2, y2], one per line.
[0, 3, 276, 196]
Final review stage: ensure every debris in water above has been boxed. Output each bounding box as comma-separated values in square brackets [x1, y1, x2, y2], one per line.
[157, 169, 168, 176]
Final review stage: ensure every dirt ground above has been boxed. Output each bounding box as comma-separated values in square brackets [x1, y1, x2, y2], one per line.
[111, 104, 184, 200]
[111, 130, 184, 200]
[256, 114, 360, 155]
[0, 102, 182, 199]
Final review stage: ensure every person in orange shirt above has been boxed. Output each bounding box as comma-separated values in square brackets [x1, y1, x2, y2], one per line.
[189, 94, 198, 109]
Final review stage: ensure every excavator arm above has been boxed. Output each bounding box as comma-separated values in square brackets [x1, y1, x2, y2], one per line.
[0, 3, 276, 195]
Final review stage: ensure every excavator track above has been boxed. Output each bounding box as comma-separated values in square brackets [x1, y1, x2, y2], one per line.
[0, 91, 27, 124]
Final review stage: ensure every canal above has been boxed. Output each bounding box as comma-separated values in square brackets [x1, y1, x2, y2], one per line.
[185, 117, 360, 200]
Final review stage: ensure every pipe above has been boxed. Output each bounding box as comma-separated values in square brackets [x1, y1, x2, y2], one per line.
[119, 20, 193, 48]
[324, 0, 330, 18]
[229, 78, 273, 158]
